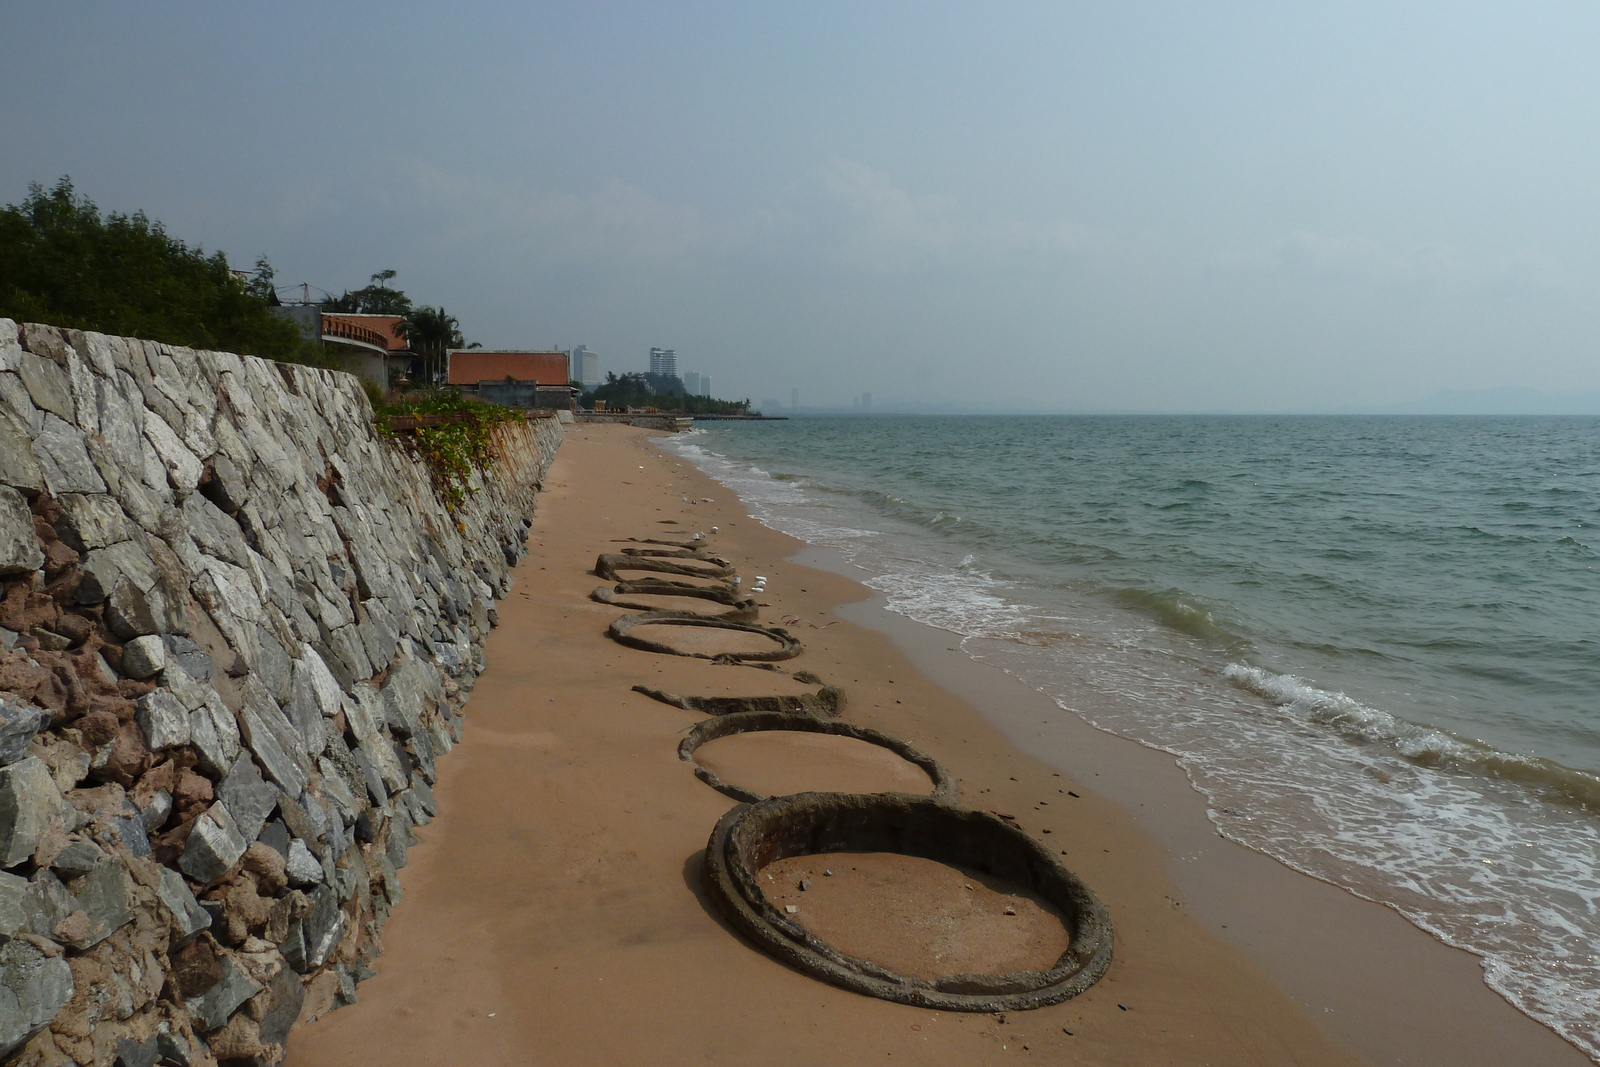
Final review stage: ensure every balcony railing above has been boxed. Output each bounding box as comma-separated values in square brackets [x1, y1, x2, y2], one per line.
[321, 316, 391, 351]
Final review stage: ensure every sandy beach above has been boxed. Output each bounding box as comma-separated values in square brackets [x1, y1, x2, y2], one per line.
[287, 423, 1585, 1067]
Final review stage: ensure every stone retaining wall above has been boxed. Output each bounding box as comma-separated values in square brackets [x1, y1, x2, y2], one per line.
[0, 321, 562, 1066]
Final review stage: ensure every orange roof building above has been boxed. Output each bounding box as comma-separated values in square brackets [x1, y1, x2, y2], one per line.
[446, 350, 570, 387]
[321, 313, 409, 352]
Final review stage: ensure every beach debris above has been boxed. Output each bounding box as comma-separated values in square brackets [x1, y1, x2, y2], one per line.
[711, 526, 719, 533]
[678, 709, 957, 804]
[785, 905, 799, 914]
[595, 552, 734, 582]
[799, 879, 811, 891]
[633, 682, 846, 719]
[703, 792, 1113, 1012]
[591, 583, 758, 622]
[609, 611, 803, 662]
[1004, 906, 1017, 916]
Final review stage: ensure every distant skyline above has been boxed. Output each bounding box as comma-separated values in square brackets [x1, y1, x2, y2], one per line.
[5, 3, 1600, 413]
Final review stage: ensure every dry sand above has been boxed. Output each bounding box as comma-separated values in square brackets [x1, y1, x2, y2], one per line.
[289, 423, 1586, 1067]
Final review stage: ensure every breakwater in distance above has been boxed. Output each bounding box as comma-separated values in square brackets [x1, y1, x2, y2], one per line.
[0, 320, 560, 1065]
[664, 414, 1600, 1062]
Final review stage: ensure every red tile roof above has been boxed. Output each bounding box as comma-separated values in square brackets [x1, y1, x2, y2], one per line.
[447, 350, 570, 386]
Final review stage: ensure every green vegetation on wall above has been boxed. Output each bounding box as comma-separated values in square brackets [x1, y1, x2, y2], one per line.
[0, 177, 313, 361]
[376, 389, 519, 511]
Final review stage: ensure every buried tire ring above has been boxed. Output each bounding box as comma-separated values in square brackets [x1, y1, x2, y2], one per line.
[609, 610, 803, 662]
[591, 583, 759, 623]
[703, 792, 1113, 1012]
[679, 710, 959, 804]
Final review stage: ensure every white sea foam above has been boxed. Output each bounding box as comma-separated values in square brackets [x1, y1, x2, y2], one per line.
[661, 433, 1600, 1062]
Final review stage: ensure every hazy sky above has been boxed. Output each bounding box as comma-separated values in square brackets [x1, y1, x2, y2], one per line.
[5, 2, 1600, 411]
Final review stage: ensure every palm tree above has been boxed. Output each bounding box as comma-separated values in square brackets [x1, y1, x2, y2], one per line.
[397, 306, 467, 384]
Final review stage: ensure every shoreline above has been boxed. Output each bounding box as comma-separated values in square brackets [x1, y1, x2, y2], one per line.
[671, 428, 1595, 1066]
[286, 423, 1559, 1065]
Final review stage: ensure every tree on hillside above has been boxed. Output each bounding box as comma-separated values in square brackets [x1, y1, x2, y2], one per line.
[0, 177, 308, 359]
[580, 371, 750, 414]
[321, 270, 414, 316]
[582, 371, 655, 409]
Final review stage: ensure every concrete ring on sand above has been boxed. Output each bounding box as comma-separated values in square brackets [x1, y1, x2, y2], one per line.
[632, 682, 845, 718]
[595, 553, 735, 582]
[678, 710, 958, 804]
[617, 545, 731, 564]
[591, 582, 759, 623]
[609, 611, 802, 662]
[703, 792, 1114, 1012]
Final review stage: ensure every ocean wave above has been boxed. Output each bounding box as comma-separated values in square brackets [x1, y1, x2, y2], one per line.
[1110, 586, 1251, 650]
[1223, 664, 1600, 810]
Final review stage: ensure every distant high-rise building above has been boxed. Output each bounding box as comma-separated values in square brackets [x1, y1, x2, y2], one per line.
[683, 371, 701, 395]
[861, 391, 871, 411]
[700, 375, 710, 396]
[573, 345, 599, 390]
[649, 347, 677, 377]
[791, 387, 799, 410]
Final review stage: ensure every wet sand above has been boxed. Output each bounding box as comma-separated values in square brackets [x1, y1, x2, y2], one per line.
[692, 730, 935, 797]
[288, 422, 1586, 1067]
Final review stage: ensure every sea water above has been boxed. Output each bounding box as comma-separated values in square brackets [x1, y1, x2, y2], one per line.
[662, 414, 1600, 1059]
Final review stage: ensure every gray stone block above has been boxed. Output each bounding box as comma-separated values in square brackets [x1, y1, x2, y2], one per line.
[0, 757, 67, 867]
[327, 624, 373, 683]
[156, 1031, 197, 1067]
[61, 858, 134, 950]
[238, 696, 309, 797]
[139, 789, 171, 832]
[15, 350, 72, 420]
[251, 625, 292, 704]
[0, 935, 74, 1058]
[358, 599, 399, 674]
[0, 698, 48, 766]
[256, 963, 306, 1048]
[120, 634, 166, 679]
[285, 838, 323, 888]
[178, 802, 248, 885]
[134, 688, 190, 750]
[348, 746, 387, 807]
[181, 492, 250, 568]
[20, 870, 72, 940]
[0, 487, 42, 578]
[257, 818, 290, 859]
[113, 1034, 160, 1067]
[142, 411, 202, 495]
[185, 953, 259, 1033]
[33, 414, 106, 494]
[53, 493, 129, 552]
[155, 865, 211, 946]
[49, 837, 105, 879]
[0, 870, 26, 939]
[218, 755, 278, 844]
[108, 812, 151, 858]
[301, 883, 342, 971]
[162, 635, 213, 680]
[0, 409, 42, 493]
